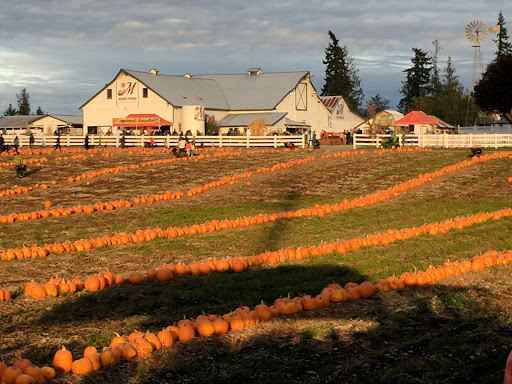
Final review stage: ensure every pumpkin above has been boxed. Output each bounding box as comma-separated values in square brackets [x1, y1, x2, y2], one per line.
[43, 201, 52, 209]
[0, 362, 7, 379]
[118, 343, 137, 359]
[43, 283, 59, 297]
[87, 354, 101, 371]
[358, 282, 377, 299]
[144, 332, 162, 351]
[100, 347, 121, 367]
[53, 345, 73, 372]
[29, 284, 46, 300]
[127, 272, 144, 284]
[128, 331, 145, 343]
[13, 373, 35, 384]
[83, 346, 98, 358]
[156, 267, 173, 281]
[13, 359, 32, 373]
[133, 340, 153, 357]
[2, 366, 23, 384]
[196, 320, 215, 337]
[254, 302, 272, 322]
[84, 277, 100, 291]
[229, 315, 245, 331]
[110, 333, 127, 347]
[71, 357, 93, 375]
[157, 329, 174, 347]
[23, 366, 42, 384]
[177, 324, 196, 342]
[114, 274, 126, 285]
[39, 367, 55, 380]
[302, 295, 318, 311]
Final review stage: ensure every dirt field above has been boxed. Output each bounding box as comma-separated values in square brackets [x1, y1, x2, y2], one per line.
[0, 145, 511, 384]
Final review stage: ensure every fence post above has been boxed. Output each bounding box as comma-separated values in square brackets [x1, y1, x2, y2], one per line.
[352, 134, 357, 149]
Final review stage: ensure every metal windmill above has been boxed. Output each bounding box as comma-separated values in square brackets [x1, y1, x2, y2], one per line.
[465, 20, 488, 88]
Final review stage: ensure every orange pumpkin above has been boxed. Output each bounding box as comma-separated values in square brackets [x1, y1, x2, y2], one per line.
[53, 346, 72, 372]
[71, 357, 93, 375]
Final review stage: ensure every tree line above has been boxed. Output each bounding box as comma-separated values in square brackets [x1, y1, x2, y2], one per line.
[321, 10, 512, 126]
[3, 88, 44, 116]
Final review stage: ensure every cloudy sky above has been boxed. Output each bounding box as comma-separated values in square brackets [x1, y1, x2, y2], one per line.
[0, 0, 510, 115]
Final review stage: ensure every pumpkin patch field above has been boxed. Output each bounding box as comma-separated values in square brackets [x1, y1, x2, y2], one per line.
[1, 145, 512, 384]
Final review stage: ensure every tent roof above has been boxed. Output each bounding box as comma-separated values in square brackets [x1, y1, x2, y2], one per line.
[393, 110, 439, 126]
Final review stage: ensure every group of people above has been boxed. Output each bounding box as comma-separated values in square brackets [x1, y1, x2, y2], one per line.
[171, 135, 195, 157]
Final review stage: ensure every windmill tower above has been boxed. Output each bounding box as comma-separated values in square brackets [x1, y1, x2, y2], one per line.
[465, 20, 488, 88]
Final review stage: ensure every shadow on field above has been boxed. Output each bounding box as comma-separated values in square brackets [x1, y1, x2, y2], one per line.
[7, 264, 512, 384]
[257, 190, 303, 252]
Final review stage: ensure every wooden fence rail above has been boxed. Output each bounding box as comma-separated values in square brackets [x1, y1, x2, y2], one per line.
[353, 133, 512, 149]
[0, 135, 307, 149]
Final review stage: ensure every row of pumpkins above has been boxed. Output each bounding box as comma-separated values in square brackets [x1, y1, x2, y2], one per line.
[20, 206, 512, 301]
[1, 151, 508, 263]
[3, 246, 512, 382]
[0, 144, 250, 200]
[0, 148, 366, 229]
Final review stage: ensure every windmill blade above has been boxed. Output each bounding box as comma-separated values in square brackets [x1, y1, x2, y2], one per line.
[465, 20, 488, 43]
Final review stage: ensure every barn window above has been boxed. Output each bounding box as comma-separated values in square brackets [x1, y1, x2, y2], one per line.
[106, 89, 112, 99]
[143, 88, 148, 98]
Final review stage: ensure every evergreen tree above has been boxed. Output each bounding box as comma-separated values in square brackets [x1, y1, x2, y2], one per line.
[321, 30, 364, 112]
[36, 106, 44, 115]
[433, 57, 470, 126]
[398, 48, 433, 113]
[17, 88, 30, 115]
[4, 104, 17, 116]
[494, 11, 512, 60]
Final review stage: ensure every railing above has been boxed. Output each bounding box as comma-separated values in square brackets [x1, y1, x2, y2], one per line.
[353, 133, 512, 149]
[0, 134, 307, 149]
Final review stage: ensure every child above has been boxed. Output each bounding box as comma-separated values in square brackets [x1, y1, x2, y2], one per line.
[13, 150, 26, 178]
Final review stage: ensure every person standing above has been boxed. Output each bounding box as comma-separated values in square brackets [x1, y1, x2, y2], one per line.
[13, 136, 19, 151]
[13, 150, 25, 178]
[29, 132, 35, 149]
[0, 134, 4, 153]
[54, 135, 61, 151]
[84, 135, 90, 150]
[120, 135, 126, 148]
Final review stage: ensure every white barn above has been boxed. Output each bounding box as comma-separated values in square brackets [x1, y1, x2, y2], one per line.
[81, 68, 331, 136]
[320, 96, 365, 133]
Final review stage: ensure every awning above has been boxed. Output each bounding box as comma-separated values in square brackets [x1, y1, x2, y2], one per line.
[218, 112, 287, 127]
[285, 118, 311, 128]
[112, 114, 172, 127]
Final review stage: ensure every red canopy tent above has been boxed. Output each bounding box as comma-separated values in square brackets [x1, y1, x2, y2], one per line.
[112, 114, 173, 129]
[393, 111, 439, 126]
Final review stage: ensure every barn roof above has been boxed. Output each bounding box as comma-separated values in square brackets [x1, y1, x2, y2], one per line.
[319, 96, 343, 113]
[82, 69, 311, 112]
[394, 110, 439, 126]
[0, 115, 42, 128]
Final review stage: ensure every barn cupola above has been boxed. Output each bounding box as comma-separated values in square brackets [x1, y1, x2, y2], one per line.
[149, 68, 159, 75]
[248, 67, 262, 76]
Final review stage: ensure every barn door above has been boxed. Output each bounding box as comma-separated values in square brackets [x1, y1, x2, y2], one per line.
[295, 83, 307, 111]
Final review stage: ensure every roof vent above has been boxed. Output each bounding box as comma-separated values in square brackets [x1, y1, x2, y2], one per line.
[149, 68, 159, 75]
[248, 68, 262, 76]
[184, 73, 192, 79]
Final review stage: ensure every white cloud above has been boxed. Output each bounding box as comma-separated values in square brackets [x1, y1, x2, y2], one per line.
[0, 0, 509, 114]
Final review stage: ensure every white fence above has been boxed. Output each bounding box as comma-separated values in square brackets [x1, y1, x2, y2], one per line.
[0, 134, 306, 149]
[353, 133, 512, 149]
